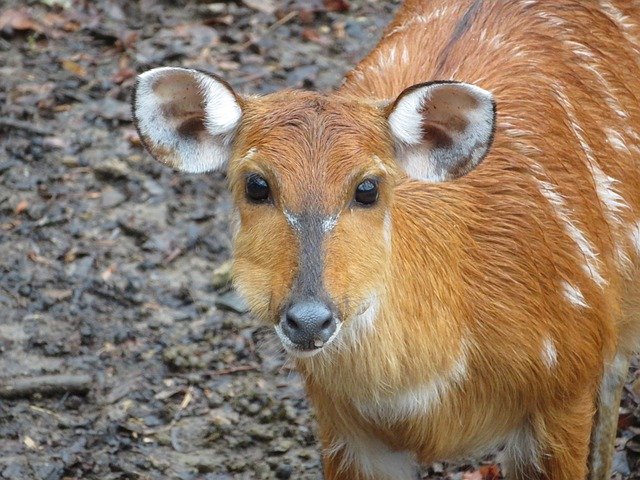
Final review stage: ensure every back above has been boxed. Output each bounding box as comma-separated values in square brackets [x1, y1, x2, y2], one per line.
[343, 0, 640, 348]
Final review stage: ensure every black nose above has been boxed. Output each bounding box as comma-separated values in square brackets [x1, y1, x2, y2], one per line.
[281, 300, 336, 349]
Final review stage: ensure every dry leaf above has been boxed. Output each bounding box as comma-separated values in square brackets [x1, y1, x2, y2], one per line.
[243, 0, 275, 15]
[302, 28, 322, 43]
[62, 60, 87, 78]
[463, 465, 501, 480]
[44, 288, 73, 301]
[0, 8, 42, 35]
[101, 264, 117, 281]
[14, 199, 29, 214]
[323, 0, 350, 13]
[23, 436, 38, 450]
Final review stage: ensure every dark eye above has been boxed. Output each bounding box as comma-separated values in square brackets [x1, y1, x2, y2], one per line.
[246, 174, 270, 203]
[354, 179, 379, 206]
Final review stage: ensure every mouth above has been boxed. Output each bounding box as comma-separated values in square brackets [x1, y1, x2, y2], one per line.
[274, 321, 342, 358]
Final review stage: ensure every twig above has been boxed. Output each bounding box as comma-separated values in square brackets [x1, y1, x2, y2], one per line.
[0, 118, 52, 136]
[142, 386, 194, 436]
[240, 10, 298, 50]
[206, 364, 259, 376]
[0, 374, 92, 399]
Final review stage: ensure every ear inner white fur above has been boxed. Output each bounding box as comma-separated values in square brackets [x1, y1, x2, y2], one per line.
[387, 81, 496, 182]
[133, 67, 242, 173]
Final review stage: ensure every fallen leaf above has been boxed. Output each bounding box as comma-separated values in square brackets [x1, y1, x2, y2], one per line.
[323, 0, 350, 13]
[479, 465, 501, 480]
[122, 127, 141, 147]
[14, 199, 29, 214]
[297, 9, 315, 24]
[302, 28, 322, 43]
[462, 471, 483, 480]
[43, 289, 73, 301]
[13, 200, 29, 215]
[101, 264, 117, 281]
[112, 67, 135, 84]
[61, 60, 87, 78]
[462, 465, 501, 480]
[243, 0, 276, 15]
[0, 8, 42, 35]
[23, 436, 38, 450]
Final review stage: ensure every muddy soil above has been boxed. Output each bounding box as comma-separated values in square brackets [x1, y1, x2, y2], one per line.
[1, 1, 640, 479]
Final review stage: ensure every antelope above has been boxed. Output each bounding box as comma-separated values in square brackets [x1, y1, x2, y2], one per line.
[132, 0, 640, 478]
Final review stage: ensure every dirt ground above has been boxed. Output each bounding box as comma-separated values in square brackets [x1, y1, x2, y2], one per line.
[1, 1, 640, 479]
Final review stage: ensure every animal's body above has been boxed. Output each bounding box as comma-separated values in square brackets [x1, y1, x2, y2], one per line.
[132, 1, 640, 479]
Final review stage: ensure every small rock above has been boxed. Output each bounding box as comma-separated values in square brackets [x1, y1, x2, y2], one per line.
[143, 178, 164, 196]
[247, 424, 274, 442]
[94, 158, 131, 180]
[101, 188, 126, 208]
[268, 439, 293, 455]
[274, 464, 292, 479]
[61, 155, 80, 167]
[612, 450, 630, 475]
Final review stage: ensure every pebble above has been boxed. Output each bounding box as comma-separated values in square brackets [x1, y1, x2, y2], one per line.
[101, 188, 126, 208]
[274, 464, 293, 479]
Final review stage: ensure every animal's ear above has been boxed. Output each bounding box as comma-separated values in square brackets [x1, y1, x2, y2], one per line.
[132, 67, 242, 173]
[385, 81, 496, 182]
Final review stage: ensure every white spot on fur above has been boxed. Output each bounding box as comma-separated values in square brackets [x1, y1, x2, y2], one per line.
[387, 46, 396, 64]
[535, 11, 566, 27]
[401, 45, 409, 63]
[587, 160, 630, 268]
[357, 341, 468, 424]
[561, 43, 629, 120]
[541, 337, 558, 369]
[599, 1, 640, 51]
[283, 210, 301, 232]
[631, 221, 640, 255]
[335, 295, 379, 351]
[489, 33, 505, 49]
[562, 281, 588, 308]
[322, 215, 338, 233]
[605, 128, 630, 153]
[552, 85, 631, 270]
[497, 423, 542, 475]
[327, 435, 416, 480]
[535, 176, 605, 286]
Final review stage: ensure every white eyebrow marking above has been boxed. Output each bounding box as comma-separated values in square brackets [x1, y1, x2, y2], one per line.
[322, 215, 339, 233]
[240, 147, 257, 161]
[372, 155, 388, 173]
[284, 210, 301, 232]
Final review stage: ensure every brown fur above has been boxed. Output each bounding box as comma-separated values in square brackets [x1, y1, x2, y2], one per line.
[215, 1, 640, 478]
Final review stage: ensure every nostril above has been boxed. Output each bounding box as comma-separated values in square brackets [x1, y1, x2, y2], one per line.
[286, 314, 300, 330]
[321, 317, 332, 330]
